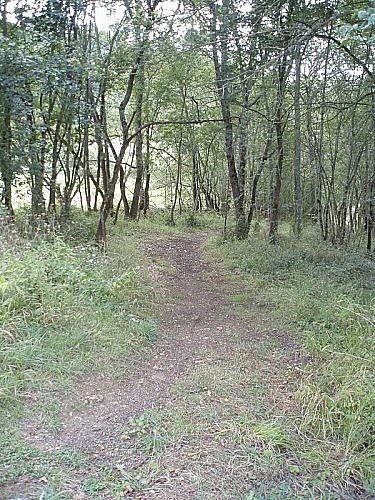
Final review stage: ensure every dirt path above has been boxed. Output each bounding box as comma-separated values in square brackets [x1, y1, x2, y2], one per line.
[13, 233, 305, 498]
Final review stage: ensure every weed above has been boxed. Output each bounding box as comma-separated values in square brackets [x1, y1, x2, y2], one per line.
[0, 426, 85, 484]
[252, 421, 292, 450]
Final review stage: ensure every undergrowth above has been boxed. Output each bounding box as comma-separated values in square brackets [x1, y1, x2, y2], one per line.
[120, 209, 224, 236]
[2, 210, 374, 496]
[0, 210, 218, 427]
[0, 211, 159, 493]
[209, 222, 375, 495]
[0, 214, 155, 405]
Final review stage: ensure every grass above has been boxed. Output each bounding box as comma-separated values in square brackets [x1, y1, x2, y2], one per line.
[0, 207, 223, 496]
[150, 255, 177, 275]
[115, 350, 291, 498]
[105, 342, 334, 499]
[0, 235, 154, 404]
[0, 208, 224, 497]
[2, 210, 374, 497]
[1, 430, 85, 483]
[120, 208, 225, 237]
[0, 211, 157, 495]
[207, 220, 375, 496]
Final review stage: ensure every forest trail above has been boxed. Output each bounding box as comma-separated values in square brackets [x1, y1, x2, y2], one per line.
[17, 232, 305, 498]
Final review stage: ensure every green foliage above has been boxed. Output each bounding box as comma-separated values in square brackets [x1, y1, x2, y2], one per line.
[209, 222, 375, 492]
[0, 223, 154, 404]
[339, 0, 375, 37]
[298, 301, 374, 457]
[120, 210, 224, 236]
[182, 211, 200, 228]
[252, 421, 292, 450]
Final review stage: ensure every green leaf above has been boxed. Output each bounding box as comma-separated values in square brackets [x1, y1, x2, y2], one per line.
[339, 25, 352, 35]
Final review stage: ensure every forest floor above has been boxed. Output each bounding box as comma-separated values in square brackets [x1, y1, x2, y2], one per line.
[1, 232, 326, 498]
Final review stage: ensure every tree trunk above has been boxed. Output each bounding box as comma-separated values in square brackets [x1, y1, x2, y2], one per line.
[30, 123, 46, 217]
[143, 126, 151, 215]
[83, 81, 92, 211]
[248, 126, 273, 228]
[316, 38, 331, 240]
[269, 112, 283, 243]
[210, 0, 248, 239]
[367, 173, 375, 252]
[293, 42, 302, 236]
[0, 100, 13, 215]
[192, 147, 200, 212]
[170, 132, 183, 225]
[48, 106, 64, 216]
[0, 0, 14, 216]
[130, 47, 145, 218]
[269, 50, 288, 244]
[95, 49, 143, 247]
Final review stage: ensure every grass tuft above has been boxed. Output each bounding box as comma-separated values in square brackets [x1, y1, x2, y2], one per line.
[0, 212, 158, 496]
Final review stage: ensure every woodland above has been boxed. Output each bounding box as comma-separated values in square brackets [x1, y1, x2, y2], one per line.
[0, 0, 374, 248]
[0, 0, 375, 498]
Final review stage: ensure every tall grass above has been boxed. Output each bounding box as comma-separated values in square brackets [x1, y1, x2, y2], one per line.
[209, 222, 375, 493]
[0, 214, 155, 405]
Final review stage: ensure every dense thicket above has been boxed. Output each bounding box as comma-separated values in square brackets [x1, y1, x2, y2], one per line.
[0, 0, 374, 248]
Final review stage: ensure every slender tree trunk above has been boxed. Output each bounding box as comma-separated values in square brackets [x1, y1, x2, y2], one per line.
[28, 107, 46, 217]
[0, 104, 13, 215]
[113, 164, 130, 224]
[248, 126, 273, 228]
[269, 50, 288, 243]
[210, 0, 248, 239]
[293, 42, 302, 236]
[48, 105, 64, 216]
[367, 173, 375, 252]
[170, 132, 183, 225]
[316, 38, 331, 239]
[95, 50, 143, 247]
[129, 67, 145, 219]
[60, 123, 72, 221]
[269, 108, 283, 243]
[83, 81, 92, 210]
[120, 165, 130, 217]
[367, 93, 375, 251]
[0, 0, 14, 216]
[143, 127, 151, 216]
[192, 146, 200, 211]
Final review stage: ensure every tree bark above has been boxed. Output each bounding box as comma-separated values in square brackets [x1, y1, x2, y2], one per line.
[130, 59, 145, 219]
[293, 41, 302, 236]
[210, 0, 248, 239]
[248, 126, 273, 228]
[0, 0, 14, 216]
[143, 127, 151, 215]
[269, 50, 288, 244]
